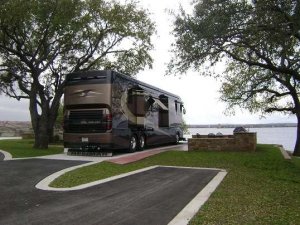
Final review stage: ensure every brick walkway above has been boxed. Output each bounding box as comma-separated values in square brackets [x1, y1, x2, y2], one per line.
[107, 144, 187, 165]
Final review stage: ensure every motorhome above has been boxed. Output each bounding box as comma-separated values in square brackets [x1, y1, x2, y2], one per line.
[63, 70, 185, 155]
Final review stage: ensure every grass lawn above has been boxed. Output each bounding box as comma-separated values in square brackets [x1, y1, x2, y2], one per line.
[51, 144, 300, 225]
[0, 139, 63, 158]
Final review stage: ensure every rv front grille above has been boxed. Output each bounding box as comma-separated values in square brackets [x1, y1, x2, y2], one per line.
[69, 110, 103, 120]
[65, 110, 109, 133]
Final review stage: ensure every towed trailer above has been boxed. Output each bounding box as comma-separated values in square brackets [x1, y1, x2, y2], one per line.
[63, 70, 185, 156]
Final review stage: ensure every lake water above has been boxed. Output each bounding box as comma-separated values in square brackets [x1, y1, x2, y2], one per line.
[187, 127, 297, 152]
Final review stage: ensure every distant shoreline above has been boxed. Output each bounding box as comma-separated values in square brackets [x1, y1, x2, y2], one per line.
[188, 123, 297, 128]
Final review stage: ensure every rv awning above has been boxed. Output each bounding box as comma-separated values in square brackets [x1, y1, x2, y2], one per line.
[154, 99, 168, 110]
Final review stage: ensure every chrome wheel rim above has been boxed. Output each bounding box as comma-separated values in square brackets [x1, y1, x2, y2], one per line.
[131, 136, 137, 150]
[140, 136, 145, 148]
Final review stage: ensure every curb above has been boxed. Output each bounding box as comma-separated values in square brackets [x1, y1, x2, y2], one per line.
[36, 165, 161, 191]
[276, 145, 292, 160]
[168, 169, 227, 225]
[0, 149, 12, 161]
[35, 165, 227, 224]
[35, 161, 99, 191]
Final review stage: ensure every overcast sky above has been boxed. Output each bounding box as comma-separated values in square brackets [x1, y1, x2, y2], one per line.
[0, 0, 297, 124]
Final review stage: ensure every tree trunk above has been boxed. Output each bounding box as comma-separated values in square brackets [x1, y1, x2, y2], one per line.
[29, 86, 63, 149]
[29, 93, 49, 149]
[30, 111, 49, 149]
[33, 119, 49, 149]
[47, 92, 62, 144]
[32, 113, 58, 148]
[293, 113, 300, 156]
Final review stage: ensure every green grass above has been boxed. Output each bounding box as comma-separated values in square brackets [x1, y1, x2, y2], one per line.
[1, 140, 298, 224]
[50, 144, 300, 225]
[0, 139, 63, 158]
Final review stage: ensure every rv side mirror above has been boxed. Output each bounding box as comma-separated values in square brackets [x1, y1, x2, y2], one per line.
[180, 104, 186, 114]
[146, 97, 155, 111]
[147, 97, 155, 105]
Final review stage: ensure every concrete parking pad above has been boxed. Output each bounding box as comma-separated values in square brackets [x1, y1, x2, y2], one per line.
[0, 143, 187, 163]
[0, 159, 224, 225]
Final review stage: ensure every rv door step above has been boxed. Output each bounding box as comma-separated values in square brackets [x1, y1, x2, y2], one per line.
[67, 150, 113, 157]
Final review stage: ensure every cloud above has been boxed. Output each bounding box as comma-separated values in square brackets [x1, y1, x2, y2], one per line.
[0, 96, 30, 121]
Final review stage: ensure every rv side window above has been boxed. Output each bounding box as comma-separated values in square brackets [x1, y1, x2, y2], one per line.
[175, 101, 178, 113]
[127, 88, 146, 116]
[159, 95, 169, 127]
[66, 73, 108, 85]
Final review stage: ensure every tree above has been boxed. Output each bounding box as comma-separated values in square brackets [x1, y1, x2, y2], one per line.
[0, 0, 155, 148]
[168, 0, 300, 156]
[55, 102, 63, 130]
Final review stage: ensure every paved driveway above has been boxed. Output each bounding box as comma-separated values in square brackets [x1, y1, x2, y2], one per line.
[0, 158, 220, 225]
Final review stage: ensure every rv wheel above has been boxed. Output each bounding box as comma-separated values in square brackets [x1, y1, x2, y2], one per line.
[129, 135, 138, 153]
[138, 135, 146, 151]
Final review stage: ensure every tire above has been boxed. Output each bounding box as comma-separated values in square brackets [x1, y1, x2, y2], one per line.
[138, 134, 146, 151]
[129, 135, 138, 153]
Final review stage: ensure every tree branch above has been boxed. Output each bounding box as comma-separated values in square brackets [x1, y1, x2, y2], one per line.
[265, 107, 295, 113]
[223, 48, 300, 81]
[74, 33, 124, 71]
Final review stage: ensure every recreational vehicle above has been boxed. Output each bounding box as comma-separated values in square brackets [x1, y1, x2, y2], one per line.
[63, 70, 185, 155]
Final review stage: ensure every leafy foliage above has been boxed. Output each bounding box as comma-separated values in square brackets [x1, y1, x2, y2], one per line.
[168, 0, 300, 155]
[0, 0, 155, 148]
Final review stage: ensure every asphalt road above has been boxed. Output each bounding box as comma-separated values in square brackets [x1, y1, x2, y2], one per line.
[0, 158, 219, 225]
